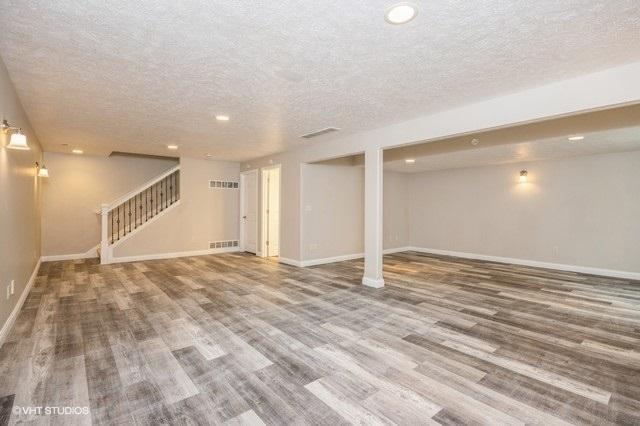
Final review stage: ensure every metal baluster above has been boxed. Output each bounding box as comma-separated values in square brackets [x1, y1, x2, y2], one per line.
[134, 195, 137, 229]
[155, 182, 158, 215]
[128, 199, 131, 234]
[117, 205, 120, 240]
[111, 210, 114, 244]
[169, 174, 173, 205]
[160, 179, 164, 211]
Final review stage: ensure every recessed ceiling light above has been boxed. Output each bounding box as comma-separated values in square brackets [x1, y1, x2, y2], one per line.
[216, 115, 230, 121]
[72, 149, 83, 154]
[470, 138, 480, 146]
[405, 158, 416, 164]
[385, 3, 418, 25]
[568, 135, 584, 141]
[167, 145, 178, 150]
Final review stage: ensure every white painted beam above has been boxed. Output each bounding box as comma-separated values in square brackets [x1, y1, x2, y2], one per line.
[362, 148, 384, 288]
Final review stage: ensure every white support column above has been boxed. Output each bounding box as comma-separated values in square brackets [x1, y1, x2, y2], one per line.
[362, 148, 385, 288]
[100, 203, 110, 265]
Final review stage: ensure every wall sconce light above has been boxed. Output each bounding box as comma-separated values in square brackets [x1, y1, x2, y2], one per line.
[36, 162, 49, 178]
[1, 119, 30, 150]
[519, 169, 528, 183]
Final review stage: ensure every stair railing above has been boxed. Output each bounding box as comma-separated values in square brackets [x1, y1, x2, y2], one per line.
[100, 165, 180, 264]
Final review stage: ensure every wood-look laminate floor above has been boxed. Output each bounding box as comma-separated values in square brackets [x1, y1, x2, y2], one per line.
[1, 252, 639, 425]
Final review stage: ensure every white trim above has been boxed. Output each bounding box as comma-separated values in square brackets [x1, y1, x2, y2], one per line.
[278, 257, 304, 267]
[406, 247, 640, 281]
[279, 250, 409, 268]
[383, 246, 413, 255]
[301, 253, 364, 267]
[0, 259, 41, 349]
[362, 277, 385, 288]
[260, 164, 282, 258]
[41, 245, 99, 262]
[239, 169, 259, 254]
[110, 200, 181, 249]
[104, 165, 180, 211]
[109, 247, 240, 264]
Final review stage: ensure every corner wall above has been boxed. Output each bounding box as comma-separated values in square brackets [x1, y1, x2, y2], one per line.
[407, 151, 640, 274]
[112, 157, 240, 260]
[41, 152, 178, 257]
[0, 56, 43, 338]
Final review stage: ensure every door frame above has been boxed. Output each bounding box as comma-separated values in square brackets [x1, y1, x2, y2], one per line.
[260, 164, 282, 258]
[239, 169, 259, 253]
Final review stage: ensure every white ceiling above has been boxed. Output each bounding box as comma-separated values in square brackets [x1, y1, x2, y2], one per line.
[384, 127, 640, 172]
[1, 1, 639, 161]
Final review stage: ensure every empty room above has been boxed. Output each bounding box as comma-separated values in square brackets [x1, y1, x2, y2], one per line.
[1, 1, 640, 425]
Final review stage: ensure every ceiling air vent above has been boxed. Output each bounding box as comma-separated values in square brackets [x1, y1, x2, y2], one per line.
[300, 127, 340, 139]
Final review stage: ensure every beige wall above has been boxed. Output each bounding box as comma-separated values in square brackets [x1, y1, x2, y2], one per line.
[0, 56, 43, 333]
[301, 163, 364, 260]
[41, 152, 178, 256]
[407, 151, 640, 273]
[113, 157, 239, 258]
[384, 171, 410, 250]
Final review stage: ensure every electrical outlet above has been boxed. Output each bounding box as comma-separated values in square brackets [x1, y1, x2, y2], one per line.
[10, 280, 15, 295]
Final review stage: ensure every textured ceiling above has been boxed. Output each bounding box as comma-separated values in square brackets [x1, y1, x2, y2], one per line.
[384, 127, 640, 172]
[1, 1, 639, 161]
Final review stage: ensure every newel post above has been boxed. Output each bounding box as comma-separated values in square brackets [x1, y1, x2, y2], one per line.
[100, 203, 110, 265]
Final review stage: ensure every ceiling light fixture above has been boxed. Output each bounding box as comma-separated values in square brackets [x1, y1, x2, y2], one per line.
[167, 145, 178, 150]
[470, 138, 480, 146]
[1, 119, 30, 150]
[72, 149, 83, 154]
[36, 162, 49, 178]
[215, 115, 230, 121]
[405, 158, 416, 164]
[385, 2, 418, 25]
[568, 135, 584, 141]
[519, 169, 528, 183]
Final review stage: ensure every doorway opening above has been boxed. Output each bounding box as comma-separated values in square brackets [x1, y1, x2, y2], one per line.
[261, 165, 281, 257]
[240, 169, 258, 254]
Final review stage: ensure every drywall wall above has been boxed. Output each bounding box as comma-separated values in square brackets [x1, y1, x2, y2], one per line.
[0, 56, 43, 338]
[407, 151, 640, 273]
[113, 157, 240, 259]
[241, 62, 640, 263]
[41, 152, 178, 257]
[300, 163, 364, 260]
[384, 171, 410, 250]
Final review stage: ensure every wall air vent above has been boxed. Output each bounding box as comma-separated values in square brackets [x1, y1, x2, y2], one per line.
[209, 240, 239, 249]
[300, 127, 340, 139]
[209, 180, 238, 189]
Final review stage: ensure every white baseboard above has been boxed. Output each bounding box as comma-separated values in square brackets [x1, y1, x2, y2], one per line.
[279, 247, 412, 268]
[41, 244, 99, 262]
[362, 277, 385, 288]
[383, 246, 413, 255]
[406, 247, 640, 281]
[300, 253, 364, 267]
[0, 258, 41, 349]
[278, 257, 304, 267]
[109, 246, 240, 264]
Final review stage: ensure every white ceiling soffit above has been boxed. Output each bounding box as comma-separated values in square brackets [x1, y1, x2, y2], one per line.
[384, 126, 640, 173]
[1, 1, 639, 160]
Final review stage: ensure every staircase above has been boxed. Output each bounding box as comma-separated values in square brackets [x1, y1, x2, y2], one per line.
[99, 165, 180, 264]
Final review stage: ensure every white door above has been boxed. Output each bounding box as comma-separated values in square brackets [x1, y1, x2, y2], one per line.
[241, 170, 258, 253]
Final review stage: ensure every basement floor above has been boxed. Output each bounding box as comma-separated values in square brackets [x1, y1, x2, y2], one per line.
[0, 252, 639, 425]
